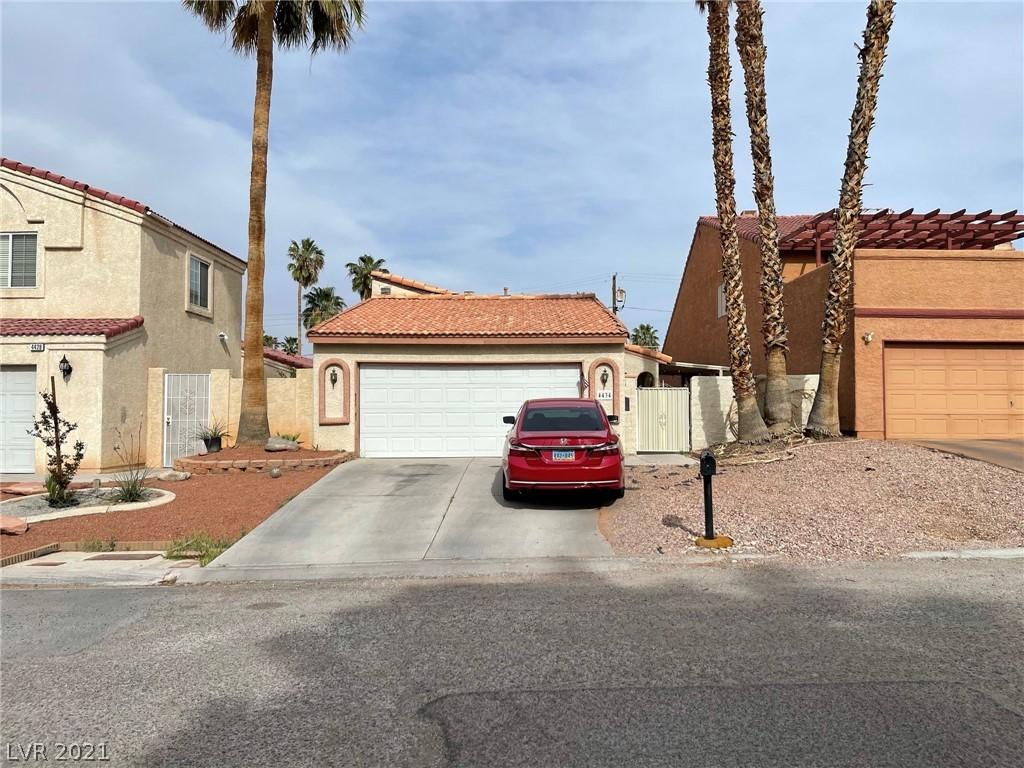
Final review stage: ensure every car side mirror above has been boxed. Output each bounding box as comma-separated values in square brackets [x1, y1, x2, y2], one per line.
[607, 414, 619, 425]
[502, 415, 516, 425]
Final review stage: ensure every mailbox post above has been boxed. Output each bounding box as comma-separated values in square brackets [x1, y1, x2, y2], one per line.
[695, 449, 733, 549]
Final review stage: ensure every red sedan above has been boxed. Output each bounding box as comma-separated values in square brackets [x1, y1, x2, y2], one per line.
[501, 398, 626, 500]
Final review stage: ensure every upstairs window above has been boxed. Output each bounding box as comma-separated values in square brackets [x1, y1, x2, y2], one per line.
[0, 233, 38, 288]
[716, 283, 726, 318]
[189, 255, 210, 309]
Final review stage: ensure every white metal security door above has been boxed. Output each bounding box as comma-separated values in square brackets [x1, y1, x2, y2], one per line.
[163, 373, 210, 467]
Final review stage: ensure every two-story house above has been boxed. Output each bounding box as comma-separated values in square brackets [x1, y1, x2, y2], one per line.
[0, 158, 245, 474]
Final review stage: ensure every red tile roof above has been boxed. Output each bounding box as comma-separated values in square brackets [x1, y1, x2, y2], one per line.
[699, 209, 1024, 250]
[625, 343, 672, 363]
[308, 293, 628, 341]
[1, 157, 242, 263]
[0, 316, 145, 339]
[370, 270, 453, 294]
[263, 346, 312, 369]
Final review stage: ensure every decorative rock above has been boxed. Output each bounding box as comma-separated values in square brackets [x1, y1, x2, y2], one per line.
[155, 470, 191, 482]
[265, 437, 301, 452]
[0, 515, 29, 535]
[269, 467, 282, 478]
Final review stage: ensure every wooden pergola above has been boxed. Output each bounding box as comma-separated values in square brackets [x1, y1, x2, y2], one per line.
[778, 208, 1024, 265]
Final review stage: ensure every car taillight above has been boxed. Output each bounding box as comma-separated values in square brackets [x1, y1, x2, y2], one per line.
[590, 438, 620, 455]
[508, 439, 537, 456]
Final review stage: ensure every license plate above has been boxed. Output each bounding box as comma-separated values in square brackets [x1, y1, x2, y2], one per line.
[551, 450, 576, 461]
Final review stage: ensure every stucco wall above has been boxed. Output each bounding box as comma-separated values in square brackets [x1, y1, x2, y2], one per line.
[311, 343, 627, 454]
[205, 368, 314, 450]
[100, 332, 149, 470]
[1, 170, 142, 315]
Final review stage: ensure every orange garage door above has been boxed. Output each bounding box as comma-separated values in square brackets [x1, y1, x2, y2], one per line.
[884, 344, 1024, 439]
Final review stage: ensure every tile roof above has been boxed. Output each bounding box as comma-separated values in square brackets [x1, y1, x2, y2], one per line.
[1, 157, 242, 264]
[625, 343, 672, 363]
[370, 270, 453, 294]
[0, 316, 145, 339]
[308, 293, 628, 340]
[263, 346, 312, 369]
[699, 213, 816, 243]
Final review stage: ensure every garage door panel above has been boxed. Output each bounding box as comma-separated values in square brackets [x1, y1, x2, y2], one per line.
[360, 363, 581, 457]
[884, 344, 1023, 439]
[1, 367, 37, 473]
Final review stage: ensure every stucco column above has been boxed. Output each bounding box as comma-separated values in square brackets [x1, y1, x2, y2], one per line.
[146, 368, 166, 468]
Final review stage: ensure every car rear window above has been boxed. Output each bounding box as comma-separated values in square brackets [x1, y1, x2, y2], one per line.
[521, 406, 605, 431]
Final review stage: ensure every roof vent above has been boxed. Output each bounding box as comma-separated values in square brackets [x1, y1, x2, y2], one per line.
[740, 209, 757, 216]
[463, 290, 474, 295]
[503, 287, 509, 296]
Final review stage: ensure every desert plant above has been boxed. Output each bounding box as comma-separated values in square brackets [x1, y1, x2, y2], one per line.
[81, 537, 117, 553]
[165, 532, 240, 567]
[195, 419, 231, 454]
[274, 432, 302, 444]
[29, 381, 86, 507]
[111, 423, 151, 503]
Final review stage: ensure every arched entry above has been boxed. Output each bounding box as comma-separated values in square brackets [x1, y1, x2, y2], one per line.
[637, 371, 655, 388]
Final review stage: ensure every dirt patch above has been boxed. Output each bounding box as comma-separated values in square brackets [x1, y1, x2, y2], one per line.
[186, 445, 340, 461]
[0, 467, 331, 559]
[603, 440, 1024, 561]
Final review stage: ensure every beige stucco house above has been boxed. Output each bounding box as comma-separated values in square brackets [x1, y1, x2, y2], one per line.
[0, 157, 245, 474]
[307, 273, 666, 457]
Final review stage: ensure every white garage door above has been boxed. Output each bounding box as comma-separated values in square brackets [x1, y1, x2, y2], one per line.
[360, 364, 582, 458]
[1, 366, 37, 474]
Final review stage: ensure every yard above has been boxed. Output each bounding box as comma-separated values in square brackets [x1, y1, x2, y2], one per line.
[601, 440, 1024, 561]
[0, 466, 331, 559]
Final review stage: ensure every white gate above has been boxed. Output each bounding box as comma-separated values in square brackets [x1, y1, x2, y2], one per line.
[636, 388, 690, 453]
[163, 373, 210, 467]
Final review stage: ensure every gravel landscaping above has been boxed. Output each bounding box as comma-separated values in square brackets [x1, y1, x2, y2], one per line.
[1, 487, 164, 519]
[0, 466, 331, 559]
[601, 440, 1024, 561]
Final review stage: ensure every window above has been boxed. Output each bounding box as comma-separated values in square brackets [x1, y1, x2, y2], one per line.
[716, 283, 726, 318]
[379, 285, 391, 295]
[522, 405, 605, 432]
[189, 255, 210, 309]
[0, 233, 38, 288]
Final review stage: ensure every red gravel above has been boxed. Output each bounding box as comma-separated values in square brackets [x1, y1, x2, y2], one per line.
[0, 467, 331, 558]
[601, 440, 1024, 561]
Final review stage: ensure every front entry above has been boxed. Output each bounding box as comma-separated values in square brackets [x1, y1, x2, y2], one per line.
[636, 387, 690, 453]
[359, 364, 582, 458]
[163, 373, 210, 467]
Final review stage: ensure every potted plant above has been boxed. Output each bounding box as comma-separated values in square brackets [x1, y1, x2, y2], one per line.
[195, 420, 230, 454]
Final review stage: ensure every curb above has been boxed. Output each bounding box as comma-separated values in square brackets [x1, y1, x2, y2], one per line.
[0, 542, 60, 568]
[902, 547, 1024, 560]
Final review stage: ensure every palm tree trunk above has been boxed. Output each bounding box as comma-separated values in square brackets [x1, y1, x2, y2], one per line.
[706, 1, 770, 444]
[236, 3, 275, 446]
[297, 282, 303, 355]
[735, 0, 791, 434]
[806, 0, 895, 437]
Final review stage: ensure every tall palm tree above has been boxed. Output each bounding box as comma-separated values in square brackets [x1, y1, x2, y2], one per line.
[286, 237, 325, 352]
[183, 1, 365, 445]
[262, 333, 280, 349]
[806, 0, 896, 437]
[735, 0, 791, 434]
[346, 254, 387, 300]
[699, 0, 770, 443]
[281, 336, 300, 356]
[302, 286, 346, 330]
[631, 324, 660, 349]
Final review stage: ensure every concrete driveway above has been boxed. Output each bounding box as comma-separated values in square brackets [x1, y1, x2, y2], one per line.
[915, 439, 1023, 472]
[202, 458, 613, 578]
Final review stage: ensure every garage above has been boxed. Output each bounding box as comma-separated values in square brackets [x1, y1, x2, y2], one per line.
[1, 366, 37, 473]
[359, 363, 581, 457]
[884, 344, 1023, 439]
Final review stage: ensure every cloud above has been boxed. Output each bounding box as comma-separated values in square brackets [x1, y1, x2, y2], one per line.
[2, 0, 1021, 345]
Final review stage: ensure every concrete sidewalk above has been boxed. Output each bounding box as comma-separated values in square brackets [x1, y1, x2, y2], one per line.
[915, 439, 1023, 472]
[0, 551, 194, 586]
[191, 458, 613, 581]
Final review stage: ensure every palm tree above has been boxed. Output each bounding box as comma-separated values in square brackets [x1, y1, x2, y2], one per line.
[631, 324, 660, 349]
[183, 1, 365, 446]
[287, 237, 325, 353]
[698, 0, 770, 443]
[302, 286, 346, 330]
[806, 0, 896, 437]
[346, 254, 387, 301]
[262, 333, 279, 349]
[281, 336, 300, 356]
[735, 0, 791, 434]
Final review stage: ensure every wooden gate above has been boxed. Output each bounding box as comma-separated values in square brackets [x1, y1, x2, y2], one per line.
[636, 388, 690, 453]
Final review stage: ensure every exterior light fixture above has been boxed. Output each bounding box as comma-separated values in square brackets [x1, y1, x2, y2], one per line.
[862, 331, 875, 345]
[329, 368, 339, 389]
[58, 355, 73, 382]
[600, 369, 610, 388]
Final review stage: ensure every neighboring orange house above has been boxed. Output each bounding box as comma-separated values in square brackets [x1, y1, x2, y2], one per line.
[663, 209, 1024, 440]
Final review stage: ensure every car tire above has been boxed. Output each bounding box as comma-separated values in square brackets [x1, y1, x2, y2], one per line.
[502, 476, 517, 501]
[611, 487, 625, 500]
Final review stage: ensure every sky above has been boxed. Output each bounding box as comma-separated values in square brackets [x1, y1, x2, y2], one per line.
[2, 1, 1022, 352]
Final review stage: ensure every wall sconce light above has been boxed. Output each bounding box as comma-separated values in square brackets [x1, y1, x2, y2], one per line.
[600, 368, 610, 388]
[329, 368, 339, 389]
[861, 331, 875, 345]
[58, 355, 73, 382]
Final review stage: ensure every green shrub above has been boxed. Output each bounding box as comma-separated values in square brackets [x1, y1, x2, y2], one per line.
[81, 537, 117, 552]
[111, 423, 151, 503]
[165, 533, 240, 566]
[30, 388, 86, 507]
[275, 432, 303, 444]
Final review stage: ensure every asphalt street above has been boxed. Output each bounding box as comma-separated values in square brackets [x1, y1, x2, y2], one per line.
[1, 558, 1022, 767]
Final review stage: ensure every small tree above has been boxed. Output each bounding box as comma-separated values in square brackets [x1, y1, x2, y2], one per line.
[29, 378, 86, 507]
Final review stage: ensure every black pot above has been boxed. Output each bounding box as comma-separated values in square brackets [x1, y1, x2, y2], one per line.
[203, 436, 222, 453]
